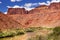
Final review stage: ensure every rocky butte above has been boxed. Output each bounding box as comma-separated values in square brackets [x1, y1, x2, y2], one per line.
[0, 2, 60, 28]
[7, 8, 28, 15]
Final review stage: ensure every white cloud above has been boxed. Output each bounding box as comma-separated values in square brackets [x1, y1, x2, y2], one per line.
[4, 12, 7, 14]
[38, 0, 60, 5]
[7, 0, 60, 11]
[38, 1, 51, 6]
[7, 5, 34, 11]
[46, 1, 51, 5]
[11, 0, 15, 2]
[24, 3, 38, 7]
[7, 2, 51, 11]
[39, 2, 47, 5]
[7, 6, 11, 8]
[51, 0, 60, 3]
[23, 3, 38, 10]
[24, 7, 34, 11]
[13, 5, 23, 8]
[0, 1, 2, 3]
[10, 0, 22, 2]
[7, 5, 23, 8]
[7, 3, 38, 11]
[24, 3, 32, 8]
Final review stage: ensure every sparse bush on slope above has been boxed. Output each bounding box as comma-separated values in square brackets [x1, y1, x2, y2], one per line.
[25, 27, 42, 32]
[0, 28, 25, 38]
[0, 27, 42, 38]
[47, 26, 60, 40]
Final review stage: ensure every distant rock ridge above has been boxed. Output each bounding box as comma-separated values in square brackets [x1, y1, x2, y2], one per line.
[0, 2, 60, 28]
[7, 2, 60, 15]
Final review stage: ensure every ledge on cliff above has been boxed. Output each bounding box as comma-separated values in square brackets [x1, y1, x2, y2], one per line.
[7, 8, 28, 15]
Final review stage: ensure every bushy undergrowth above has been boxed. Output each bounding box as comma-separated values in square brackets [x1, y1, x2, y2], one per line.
[25, 27, 36, 32]
[0, 28, 25, 38]
[0, 27, 38, 38]
[47, 26, 60, 40]
[0, 27, 53, 39]
[28, 26, 60, 40]
[25, 27, 42, 32]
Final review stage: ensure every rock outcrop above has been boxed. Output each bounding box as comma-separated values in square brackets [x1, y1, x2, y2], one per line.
[27, 2, 60, 27]
[7, 8, 28, 15]
[49, 2, 60, 9]
[0, 12, 24, 30]
[1, 2, 60, 28]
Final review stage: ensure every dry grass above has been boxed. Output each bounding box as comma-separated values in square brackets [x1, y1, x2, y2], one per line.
[0, 27, 53, 40]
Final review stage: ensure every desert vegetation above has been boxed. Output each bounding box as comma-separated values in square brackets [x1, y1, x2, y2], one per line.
[0, 27, 42, 38]
[47, 26, 60, 40]
[0, 27, 52, 40]
[27, 26, 60, 40]
[0, 28, 25, 38]
[0, 26, 60, 40]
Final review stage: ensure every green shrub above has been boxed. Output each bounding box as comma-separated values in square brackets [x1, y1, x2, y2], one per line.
[53, 26, 60, 35]
[25, 27, 36, 32]
[16, 29, 25, 35]
[0, 32, 4, 38]
[0, 30, 17, 38]
[0, 28, 25, 38]
[47, 26, 60, 40]
[4, 31, 16, 37]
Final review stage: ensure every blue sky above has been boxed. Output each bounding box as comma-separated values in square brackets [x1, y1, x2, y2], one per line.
[0, 0, 60, 13]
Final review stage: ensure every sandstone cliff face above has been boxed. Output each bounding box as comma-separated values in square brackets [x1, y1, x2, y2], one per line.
[0, 12, 23, 30]
[49, 2, 60, 9]
[7, 8, 28, 15]
[7, 2, 60, 28]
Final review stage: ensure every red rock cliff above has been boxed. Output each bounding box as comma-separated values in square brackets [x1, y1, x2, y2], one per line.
[0, 12, 24, 30]
[7, 2, 60, 28]
[7, 8, 28, 15]
[49, 2, 60, 9]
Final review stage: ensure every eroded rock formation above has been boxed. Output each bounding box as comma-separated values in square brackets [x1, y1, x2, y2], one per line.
[7, 8, 28, 15]
[0, 2, 60, 28]
[0, 12, 24, 30]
